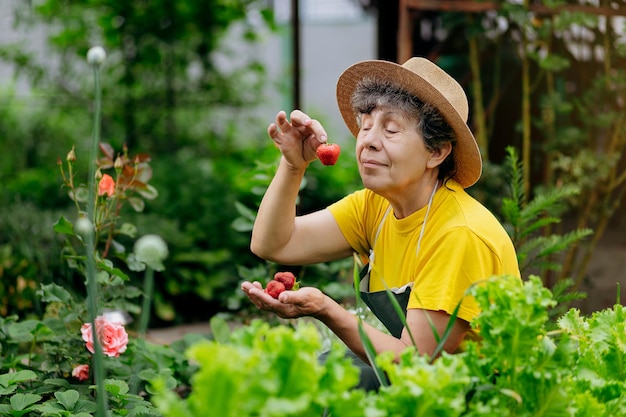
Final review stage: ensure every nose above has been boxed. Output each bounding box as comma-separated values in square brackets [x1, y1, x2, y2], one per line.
[358, 126, 381, 150]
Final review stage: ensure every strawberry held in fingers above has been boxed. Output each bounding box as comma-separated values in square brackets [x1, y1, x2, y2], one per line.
[316, 143, 341, 166]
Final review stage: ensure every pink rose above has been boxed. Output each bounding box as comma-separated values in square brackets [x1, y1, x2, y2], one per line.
[72, 364, 90, 381]
[81, 315, 128, 358]
[98, 174, 116, 197]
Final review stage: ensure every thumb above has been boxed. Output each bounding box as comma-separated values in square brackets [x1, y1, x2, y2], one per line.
[278, 291, 291, 303]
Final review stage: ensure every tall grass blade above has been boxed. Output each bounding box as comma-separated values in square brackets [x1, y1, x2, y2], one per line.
[410, 291, 442, 346]
[352, 254, 389, 387]
[377, 274, 417, 348]
[430, 299, 462, 361]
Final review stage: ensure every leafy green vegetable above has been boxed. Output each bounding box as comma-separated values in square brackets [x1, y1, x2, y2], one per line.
[153, 276, 626, 416]
[152, 320, 363, 417]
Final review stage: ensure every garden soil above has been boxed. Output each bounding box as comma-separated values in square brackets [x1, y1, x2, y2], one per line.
[568, 218, 626, 313]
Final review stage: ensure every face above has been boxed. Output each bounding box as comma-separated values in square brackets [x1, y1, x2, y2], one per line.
[356, 107, 436, 198]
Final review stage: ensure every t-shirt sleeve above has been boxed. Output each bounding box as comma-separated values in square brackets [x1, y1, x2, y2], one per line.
[407, 227, 502, 323]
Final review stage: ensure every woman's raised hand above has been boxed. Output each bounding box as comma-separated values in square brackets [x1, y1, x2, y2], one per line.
[267, 110, 328, 169]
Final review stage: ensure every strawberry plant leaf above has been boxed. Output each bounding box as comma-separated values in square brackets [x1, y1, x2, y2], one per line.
[55, 390, 79, 411]
[9, 393, 41, 411]
[104, 379, 130, 396]
[0, 370, 37, 389]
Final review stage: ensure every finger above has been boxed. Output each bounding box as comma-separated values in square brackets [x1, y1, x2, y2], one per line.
[241, 281, 263, 295]
[307, 118, 328, 143]
[275, 110, 287, 123]
[253, 290, 285, 311]
[275, 111, 290, 132]
[267, 123, 278, 138]
[241, 285, 268, 309]
[289, 110, 327, 143]
[289, 110, 312, 128]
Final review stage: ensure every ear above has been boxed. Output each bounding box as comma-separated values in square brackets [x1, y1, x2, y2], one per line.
[426, 142, 452, 169]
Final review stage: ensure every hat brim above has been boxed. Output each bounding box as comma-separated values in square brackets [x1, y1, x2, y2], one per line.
[336, 60, 482, 188]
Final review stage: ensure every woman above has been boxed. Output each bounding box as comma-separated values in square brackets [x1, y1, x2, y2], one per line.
[241, 57, 520, 390]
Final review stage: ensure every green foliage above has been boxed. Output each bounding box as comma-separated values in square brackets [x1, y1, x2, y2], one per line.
[559, 305, 626, 403]
[0, 92, 88, 208]
[151, 320, 365, 417]
[132, 140, 279, 322]
[500, 146, 592, 276]
[374, 350, 471, 416]
[548, 66, 626, 227]
[0, 0, 282, 325]
[0, 282, 201, 417]
[0, 203, 73, 318]
[467, 160, 509, 217]
[5, 0, 275, 155]
[0, 43, 206, 417]
[151, 276, 626, 416]
[460, 275, 619, 416]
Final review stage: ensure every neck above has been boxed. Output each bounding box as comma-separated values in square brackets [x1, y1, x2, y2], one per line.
[387, 178, 439, 219]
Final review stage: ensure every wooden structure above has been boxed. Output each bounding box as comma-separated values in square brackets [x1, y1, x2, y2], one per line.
[397, 0, 626, 63]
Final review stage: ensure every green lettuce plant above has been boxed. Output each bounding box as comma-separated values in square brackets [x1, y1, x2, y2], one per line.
[152, 320, 368, 417]
[152, 275, 626, 416]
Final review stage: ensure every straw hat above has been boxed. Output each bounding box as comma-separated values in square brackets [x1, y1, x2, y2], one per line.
[336, 57, 482, 188]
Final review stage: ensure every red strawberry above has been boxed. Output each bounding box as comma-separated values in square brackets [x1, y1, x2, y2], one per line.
[316, 143, 341, 166]
[274, 271, 296, 290]
[265, 280, 286, 299]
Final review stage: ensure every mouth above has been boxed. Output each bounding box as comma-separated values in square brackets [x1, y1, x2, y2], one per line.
[361, 158, 385, 168]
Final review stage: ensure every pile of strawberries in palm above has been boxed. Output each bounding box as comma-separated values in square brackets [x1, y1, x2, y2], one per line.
[264, 271, 299, 299]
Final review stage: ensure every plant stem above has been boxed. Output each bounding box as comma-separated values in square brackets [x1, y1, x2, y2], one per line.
[467, 17, 488, 161]
[130, 267, 155, 394]
[86, 62, 109, 417]
[139, 267, 154, 338]
[521, 28, 531, 203]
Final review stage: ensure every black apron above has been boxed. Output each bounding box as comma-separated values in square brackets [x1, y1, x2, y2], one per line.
[321, 266, 410, 394]
[358, 264, 411, 339]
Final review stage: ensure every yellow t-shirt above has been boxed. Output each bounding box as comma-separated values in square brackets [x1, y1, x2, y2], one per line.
[327, 180, 521, 324]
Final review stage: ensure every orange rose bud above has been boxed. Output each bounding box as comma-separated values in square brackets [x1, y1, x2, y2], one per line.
[98, 174, 116, 197]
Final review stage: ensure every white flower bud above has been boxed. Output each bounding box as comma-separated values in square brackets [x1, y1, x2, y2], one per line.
[134, 234, 169, 271]
[74, 217, 94, 239]
[87, 46, 107, 67]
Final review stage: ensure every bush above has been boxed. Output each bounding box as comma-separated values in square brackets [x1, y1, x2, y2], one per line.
[0, 202, 74, 318]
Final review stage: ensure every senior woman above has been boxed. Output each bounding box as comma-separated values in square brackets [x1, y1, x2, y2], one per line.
[241, 57, 520, 390]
